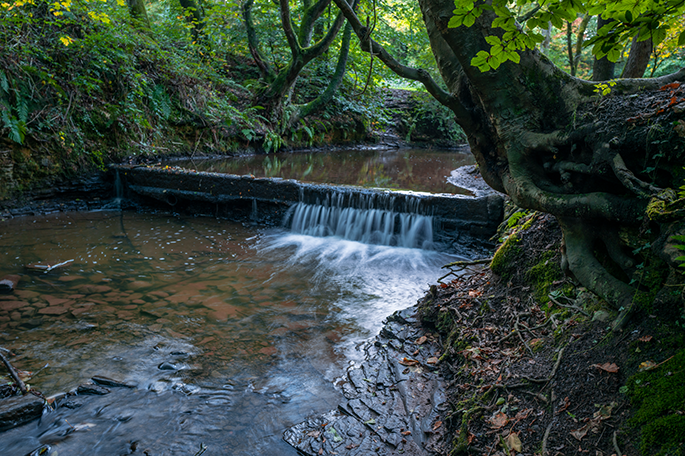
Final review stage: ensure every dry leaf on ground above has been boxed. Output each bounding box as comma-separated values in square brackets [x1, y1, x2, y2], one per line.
[505, 432, 522, 452]
[591, 362, 619, 373]
[488, 412, 509, 429]
[399, 358, 420, 366]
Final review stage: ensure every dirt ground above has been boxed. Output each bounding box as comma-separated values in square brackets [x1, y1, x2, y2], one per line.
[417, 212, 683, 456]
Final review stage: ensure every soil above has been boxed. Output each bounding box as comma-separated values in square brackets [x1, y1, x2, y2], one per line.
[417, 212, 682, 456]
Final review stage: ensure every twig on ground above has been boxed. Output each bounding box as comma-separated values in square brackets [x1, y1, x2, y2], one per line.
[543, 346, 566, 390]
[442, 258, 492, 269]
[612, 430, 623, 456]
[541, 389, 556, 456]
[549, 295, 589, 316]
[0, 347, 27, 394]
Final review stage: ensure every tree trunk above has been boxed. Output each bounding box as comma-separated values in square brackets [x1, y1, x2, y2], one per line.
[288, 22, 353, 126]
[242, 0, 276, 82]
[592, 16, 616, 81]
[126, 0, 150, 28]
[333, 0, 685, 323]
[179, 0, 205, 44]
[622, 36, 652, 79]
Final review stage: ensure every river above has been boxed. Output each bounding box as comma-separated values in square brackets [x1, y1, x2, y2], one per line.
[0, 208, 463, 455]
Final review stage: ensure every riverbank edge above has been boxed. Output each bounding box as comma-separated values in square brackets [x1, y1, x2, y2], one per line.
[285, 211, 685, 456]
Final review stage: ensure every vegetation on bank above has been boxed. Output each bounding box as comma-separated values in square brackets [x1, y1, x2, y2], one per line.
[0, 0, 470, 201]
[424, 211, 685, 456]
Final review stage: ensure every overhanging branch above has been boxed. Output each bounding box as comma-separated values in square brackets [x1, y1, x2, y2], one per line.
[330, 0, 472, 128]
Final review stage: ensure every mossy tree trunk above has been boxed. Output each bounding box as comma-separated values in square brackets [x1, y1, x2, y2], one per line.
[179, 0, 205, 44]
[333, 0, 685, 324]
[242, 0, 349, 123]
[126, 0, 150, 29]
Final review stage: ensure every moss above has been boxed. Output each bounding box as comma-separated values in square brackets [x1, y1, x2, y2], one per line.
[526, 251, 563, 304]
[490, 233, 522, 278]
[628, 349, 685, 456]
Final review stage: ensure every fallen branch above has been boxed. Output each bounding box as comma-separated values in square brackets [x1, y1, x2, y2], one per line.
[442, 258, 492, 269]
[0, 347, 28, 394]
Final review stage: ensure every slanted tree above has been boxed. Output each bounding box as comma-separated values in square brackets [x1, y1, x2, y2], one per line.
[332, 0, 685, 326]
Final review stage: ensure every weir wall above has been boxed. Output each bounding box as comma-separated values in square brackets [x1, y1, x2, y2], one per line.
[112, 165, 504, 246]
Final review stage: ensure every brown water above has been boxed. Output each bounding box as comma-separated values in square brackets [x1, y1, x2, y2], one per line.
[170, 148, 475, 194]
[0, 210, 461, 455]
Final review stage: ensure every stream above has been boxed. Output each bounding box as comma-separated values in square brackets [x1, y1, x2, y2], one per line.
[0, 208, 464, 455]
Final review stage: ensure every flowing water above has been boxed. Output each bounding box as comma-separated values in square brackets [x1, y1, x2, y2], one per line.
[0, 208, 465, 455]
[169, 147, 475, 194]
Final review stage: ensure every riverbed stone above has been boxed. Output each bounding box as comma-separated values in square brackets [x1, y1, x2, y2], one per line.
[0, 301, 29, 312]
[284, 305, 446, 455]
[20, 318, 43, 329]
[76, 383, 110, 395]
[91, 375, 136, 389]
[0, 394, 44, 431]
[38, 306, 69, 316]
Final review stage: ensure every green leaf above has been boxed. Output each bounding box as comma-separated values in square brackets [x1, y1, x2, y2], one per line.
[678, 30, 685, 46]
[463, 12, 476, 27]
[448, 16, 463, 28]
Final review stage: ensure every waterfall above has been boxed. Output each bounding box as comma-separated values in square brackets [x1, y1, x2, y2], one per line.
[113, 170, 123, 209]
[284, 191, 435, 250]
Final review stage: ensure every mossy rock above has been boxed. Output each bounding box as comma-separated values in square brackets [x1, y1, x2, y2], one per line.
[490, 233, 521, 279]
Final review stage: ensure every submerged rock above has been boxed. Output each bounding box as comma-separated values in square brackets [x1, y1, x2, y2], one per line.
[92, 375, 136, 389]
[0, 394, 44, 431]
[0, 275, 20, 294]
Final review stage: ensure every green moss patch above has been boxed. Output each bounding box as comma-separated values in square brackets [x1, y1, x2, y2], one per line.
[490, 233, 521, 278]
[628, 349, 685, 456]
[526, 251, 563, 304]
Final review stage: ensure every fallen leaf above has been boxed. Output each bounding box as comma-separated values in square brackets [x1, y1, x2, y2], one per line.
[427, 357, 439, 365]
[319, 448, 323, 455]
[440, 283, 448, 288]
[468, 290, 481, 297]
[638, 335, 653, 342]
[415, 336, 428, 345]
[399, 358, 420, 366]
[661, 82, 681, 91]
[594, 402, 616, 420]
[306, 430, 321, 438]
[514, 408, 532, 420]
[432, 420, 443, 431]
[506, 432, 522, 453]
[639, 360, 658, 371]
[591, 363, 619, 373]
[401, 430, 411, 436]
[489, 412, 509, 429]
[571, 423, 590, 441]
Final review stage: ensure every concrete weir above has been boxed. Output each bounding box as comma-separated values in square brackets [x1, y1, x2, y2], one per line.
[112, 164, 504, 246]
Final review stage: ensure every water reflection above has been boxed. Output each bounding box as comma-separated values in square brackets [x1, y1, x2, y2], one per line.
[0, 210, 462, 455]
[170, 148, 475, 194]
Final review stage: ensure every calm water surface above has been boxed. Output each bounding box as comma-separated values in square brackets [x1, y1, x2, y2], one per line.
[170, 148, 475, 194]
[0, 210, 461, 455]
